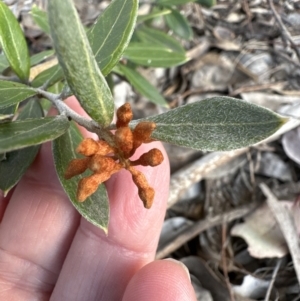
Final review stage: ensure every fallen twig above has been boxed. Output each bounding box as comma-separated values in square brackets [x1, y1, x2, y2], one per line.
[268, 0, 300, 61]
[265, 258, 282, 301]
[156, 204, 256, 259]
[260, 184, 300, 286]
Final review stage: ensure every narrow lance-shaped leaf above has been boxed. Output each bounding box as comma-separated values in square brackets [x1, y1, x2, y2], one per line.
[131, 97, 287, 151]
[0, 104, 18, 122]
[118, 64, 168, 107]
[88, 0, 138, 76]
[164, 8, 193, 40]
[48, 0, 114, 126]
[136, 26, 185, 53]
[31, 4, 50, 34]
[31, 64, 64, 88]
[156, 0, 196, 4]
[53, 122, 109, 232]
[0, 80, 37, 109]
[137, 8, 171, 23]
[124, 43, 188, 67]
[0, 53, 9, 73]
[0, 2, 30, 81]
[0, 99, 43, 195]
[30, 49, 55, 66]
[196, 0, 216, 8]
[0, 115, 70, 153]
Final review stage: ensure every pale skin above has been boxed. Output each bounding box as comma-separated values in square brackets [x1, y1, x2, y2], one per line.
[0, 97, 197, 301]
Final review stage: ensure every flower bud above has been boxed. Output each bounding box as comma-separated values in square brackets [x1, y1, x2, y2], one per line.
[77, 173, 111, 202]
[130, 148, 164, 167]
[116, 103, 133, 128]
[89, 155, 122, 173]
[132, 122, 156, 151]
[128, 166, 155, 208]
[96, 140, 115, 156]
[76, 138, 99, 156]
[139, 187, 155, 209]
[114, 127, 133, 158]
[64, 158, 90, 179]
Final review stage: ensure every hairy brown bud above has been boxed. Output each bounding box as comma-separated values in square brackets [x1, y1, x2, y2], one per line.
[96, 140, 115, 156]
[77, 173, 111, 202]
[76, 138, 99, 156]
[128, 167, 155, 208]
[64, 158, 90, 179]
[116, 103, 133, 128]
[139, 187, 155, 209]
[130, 148, 164, 167]
[89, 155, 122, 173]
[132, 122, 156, 151]
[65, 103, 162, 207]
[114, 127, 133, 158]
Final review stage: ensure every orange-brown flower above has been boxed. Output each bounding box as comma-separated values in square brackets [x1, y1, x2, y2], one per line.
[64, 103, 164, 208]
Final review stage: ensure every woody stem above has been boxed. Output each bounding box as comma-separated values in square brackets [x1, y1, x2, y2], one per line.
[36, 89, 117, 147]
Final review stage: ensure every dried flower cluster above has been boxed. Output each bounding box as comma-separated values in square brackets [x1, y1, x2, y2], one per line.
[64, 103, 164, 209]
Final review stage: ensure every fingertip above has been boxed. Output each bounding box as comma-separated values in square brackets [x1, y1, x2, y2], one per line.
[123, 260, 197, 301]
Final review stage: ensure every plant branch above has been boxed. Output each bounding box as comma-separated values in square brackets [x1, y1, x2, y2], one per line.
[36, 89, 100, 132]
[36, 89, 116, 145]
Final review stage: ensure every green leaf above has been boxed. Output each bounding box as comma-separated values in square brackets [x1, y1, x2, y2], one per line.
[30, 50, 55, 66]
[31, 4, 50, 34]
[88, 0, 138, 76]
[0, 2, 30, 81]
[164, 9, 193, 40]
[0, 99, 43, 195]
[0, 104, 18, 122]
[0, 115, 70, 153]
[119, 64, 168, 107]
[48, 0, 114, 126]
[53, 122, 109, 232]
[137, 8, 172, 23]
[124, 43, 188, 67]
[131, 97, 287, 151]
[136, 26, 185, 53]
[31, 64, 64, 88]
[196, 0, 216, 7]
[0, 53, 9, 73]
[156, 0, 195, 5]
[0, 80, 37, 109]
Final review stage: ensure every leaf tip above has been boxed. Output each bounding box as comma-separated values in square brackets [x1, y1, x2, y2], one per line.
[279, 116, 289, 126]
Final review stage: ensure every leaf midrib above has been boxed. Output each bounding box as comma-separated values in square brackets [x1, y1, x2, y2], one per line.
[0, 117, 63, 143]
[93, 0, 127, 58]
[155, 120, 280, 127]
[0, 4, 23, 75]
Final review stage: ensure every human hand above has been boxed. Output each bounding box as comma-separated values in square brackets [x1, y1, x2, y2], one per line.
[0, 97, 197, 301]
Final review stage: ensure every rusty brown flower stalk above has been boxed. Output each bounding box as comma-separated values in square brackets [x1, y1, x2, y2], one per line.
[64, 103, 164, 209]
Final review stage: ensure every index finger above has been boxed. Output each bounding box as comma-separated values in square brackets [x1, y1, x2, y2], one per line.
[51, 140, 170, 301]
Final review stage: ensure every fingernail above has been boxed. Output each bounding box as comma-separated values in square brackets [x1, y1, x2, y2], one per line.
[164, 258, 191, 281]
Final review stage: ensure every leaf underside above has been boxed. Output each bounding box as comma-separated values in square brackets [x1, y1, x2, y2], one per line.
[131, 97, 286, 151]
[0, 100, 43, 194]
[0, 80, 37, 109]
[52, 122, 109, 232]
[0, 115, 70, 153]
